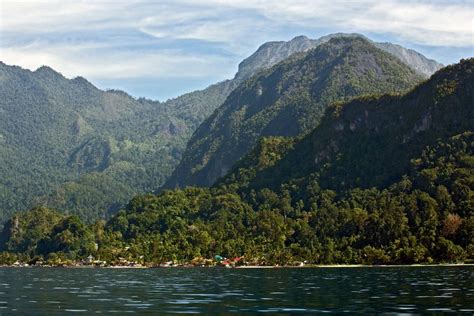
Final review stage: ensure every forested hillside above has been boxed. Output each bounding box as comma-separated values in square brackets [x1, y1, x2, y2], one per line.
[0, 36, 326, 223]
[0, 33, 442, 223]
[1, 59, 470, 266]
[0, 63, 183, 222]
[221, 58, 474, 193]
[0, 35, 332, 222]
[165, 36, 424, 188]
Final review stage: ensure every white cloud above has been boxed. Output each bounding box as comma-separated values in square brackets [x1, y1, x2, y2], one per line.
[210, 0, 472, 47]
[2, 1, 471, 45]
[0, 0, 472, 99]
[0, 40, 232, 80]
[140, 19, 253, 43]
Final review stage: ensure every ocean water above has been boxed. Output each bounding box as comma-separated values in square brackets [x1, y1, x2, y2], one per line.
[0, 266, 472, 314]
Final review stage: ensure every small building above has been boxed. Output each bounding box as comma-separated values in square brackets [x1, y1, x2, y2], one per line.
[86, 255, 94, 264]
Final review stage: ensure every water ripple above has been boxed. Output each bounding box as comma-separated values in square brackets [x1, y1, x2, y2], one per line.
[0, 266, 471, 313]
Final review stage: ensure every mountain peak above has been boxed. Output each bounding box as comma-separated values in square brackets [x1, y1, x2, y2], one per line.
[34, 65, 64, 79]
[290, 35, 310, 42]
[234, 33, 442, 83]
[71, 76, 97, 90]
[235, 36, 317, 81]
[35, 65, 56, 73]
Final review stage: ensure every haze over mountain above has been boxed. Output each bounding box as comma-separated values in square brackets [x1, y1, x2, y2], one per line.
[0, 33, 443, 223]
[237, 33, 442, 80]
[164, 36, 429, 189]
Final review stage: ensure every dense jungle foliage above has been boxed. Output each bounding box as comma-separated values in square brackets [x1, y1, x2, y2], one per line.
[1, 59, 471, 265]
[0, 62, 240, 224]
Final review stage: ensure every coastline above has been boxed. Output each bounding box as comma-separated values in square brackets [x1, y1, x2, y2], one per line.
[1, 263, 472, 269]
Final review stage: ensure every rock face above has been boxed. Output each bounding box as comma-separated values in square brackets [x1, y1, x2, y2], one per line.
[163, 36, 425, 189]
[236, 33, 443, 81]
[373, 42, 443, 77]
[235, 35, 319, 81]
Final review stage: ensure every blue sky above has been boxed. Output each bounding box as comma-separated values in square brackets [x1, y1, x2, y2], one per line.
[1, 0, 472, 101]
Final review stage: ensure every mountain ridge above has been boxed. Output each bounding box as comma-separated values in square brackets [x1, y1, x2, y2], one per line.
[219, 58, 474, 194]
[0, 33, 444, 223]
[237, 33, 442, 80]
[164, 36, 426, 189]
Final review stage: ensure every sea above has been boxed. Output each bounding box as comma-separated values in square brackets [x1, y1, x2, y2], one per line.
[0, 266, 472, 314]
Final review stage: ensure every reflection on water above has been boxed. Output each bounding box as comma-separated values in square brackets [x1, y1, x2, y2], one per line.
[0, 266, 473, 314]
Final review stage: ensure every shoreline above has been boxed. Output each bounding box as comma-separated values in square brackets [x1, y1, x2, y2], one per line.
[1, 263, 472, 269]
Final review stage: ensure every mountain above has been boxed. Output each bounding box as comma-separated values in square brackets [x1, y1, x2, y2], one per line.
[0, 33, 442, 223]
[161, 33, 442, 144]
[99, 58, 474, 265]
[0, 63, 162, 221]
[220, 58, 474, 194]
[0, 35, 332, 223]
[3, 60, 470, 266]
[237, 33, 442, 79]
[164, 36, 426, 189]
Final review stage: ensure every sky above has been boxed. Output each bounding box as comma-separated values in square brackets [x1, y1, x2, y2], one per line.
[1, 0, 473, 101]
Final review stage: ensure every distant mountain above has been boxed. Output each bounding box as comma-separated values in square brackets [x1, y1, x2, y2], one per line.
[372, 41, 442, 77]
[164, 36, 425, 189]
[158, 33, 442, 150]
[238, 33, 442, 79]
[0, 63, 161, 221]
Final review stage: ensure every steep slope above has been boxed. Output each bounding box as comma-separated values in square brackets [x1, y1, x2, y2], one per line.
[154, 35, 345, 133]
[373, 42, 442, 77]
[237, 33, 442, 80]
[155, 35, 345, 137]
[165, 36, 425, 188]
[234, 35, 321, 81]
[220, 58, 474, 194]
